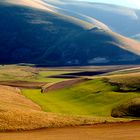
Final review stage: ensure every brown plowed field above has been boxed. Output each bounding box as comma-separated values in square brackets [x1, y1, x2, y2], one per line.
[43, 78, 88, 92]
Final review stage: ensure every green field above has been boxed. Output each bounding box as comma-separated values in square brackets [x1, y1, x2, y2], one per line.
[22, 79, 140, 117]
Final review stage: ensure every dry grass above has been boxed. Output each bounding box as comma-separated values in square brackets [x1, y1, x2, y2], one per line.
[0, 85, 41, 110]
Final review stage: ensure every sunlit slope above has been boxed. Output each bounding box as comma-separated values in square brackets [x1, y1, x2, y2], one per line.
[4, 0, 94, 29]
[5, 0, 55, 12]
[0, 1, 140, 66]
[5, 0, 111, 30]
[45, 0, 140, 38]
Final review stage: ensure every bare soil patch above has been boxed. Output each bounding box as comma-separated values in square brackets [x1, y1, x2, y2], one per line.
[42, 78, 89, 92]
[0, 121, 140, 140]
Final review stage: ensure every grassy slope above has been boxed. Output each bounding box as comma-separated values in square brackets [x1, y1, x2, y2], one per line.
[22, 79, 140, 117]
[0, 84, 128, 131]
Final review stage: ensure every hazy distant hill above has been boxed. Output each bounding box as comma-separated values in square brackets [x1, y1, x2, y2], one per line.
[45, 0, 140, 38]
[0, 0, 140, 66]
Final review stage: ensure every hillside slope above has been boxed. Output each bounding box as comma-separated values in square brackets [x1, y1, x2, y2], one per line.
[0, 84, 127, 131]
[0, 0, 140, 66]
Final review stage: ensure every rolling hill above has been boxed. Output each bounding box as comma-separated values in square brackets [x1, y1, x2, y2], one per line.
[0, 0, 140, 66]
[0, 84, 104, 131]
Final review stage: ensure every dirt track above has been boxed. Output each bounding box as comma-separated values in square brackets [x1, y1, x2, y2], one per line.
[0, 121, 140, 140]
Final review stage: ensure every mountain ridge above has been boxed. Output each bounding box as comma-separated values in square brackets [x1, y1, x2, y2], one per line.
[0, 0, 139, 66]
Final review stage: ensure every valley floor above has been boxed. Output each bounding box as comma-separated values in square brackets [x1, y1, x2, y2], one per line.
[0, 64, 140, 140]
[0, 121, 140, 140]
